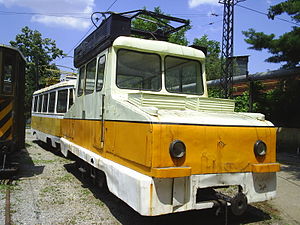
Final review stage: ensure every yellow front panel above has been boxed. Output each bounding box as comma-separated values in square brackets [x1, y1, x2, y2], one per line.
[31, 116, 61, 137]
[61, 118, 277, 178]
[153, 124, 277, 175]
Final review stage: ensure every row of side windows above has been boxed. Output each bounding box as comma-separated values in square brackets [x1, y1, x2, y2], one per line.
[32, 88, 74, 114]
[78, 55, 105, 97]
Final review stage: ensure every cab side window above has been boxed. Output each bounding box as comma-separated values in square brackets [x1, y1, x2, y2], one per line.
[69, 89, 74, 109]
[96, 56, 105, 92]
[78, 66, 85, 97]
[85, 59, 96, 95]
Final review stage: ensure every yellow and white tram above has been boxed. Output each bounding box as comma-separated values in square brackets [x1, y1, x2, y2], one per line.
[31, 79, 75, 149]
[32, 11, 280, 216]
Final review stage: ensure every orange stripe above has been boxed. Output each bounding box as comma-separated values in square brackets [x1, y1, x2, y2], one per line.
[0, 117, 12, 138]
[0, 102, 12, 120]
[61, 119, 278, 178]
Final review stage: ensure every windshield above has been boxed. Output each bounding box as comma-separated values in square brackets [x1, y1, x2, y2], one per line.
[165, 56, 203, 95]
[116, 49, 204, 95]
[116, 49, 161, 91]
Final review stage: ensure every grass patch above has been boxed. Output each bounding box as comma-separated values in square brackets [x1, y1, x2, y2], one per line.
[80, 188, 90, 196]
[58, 157, 72, 164]
[0, 182, 21, 193]
[0, 184, 8, 193]
[40, 185, 59, 196]
[33, 159, 56, 164]
[95, 200, 105, 207]
[56, 173, 74, 182]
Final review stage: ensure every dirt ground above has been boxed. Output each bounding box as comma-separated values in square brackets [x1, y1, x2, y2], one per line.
[1, 130, 299, 225]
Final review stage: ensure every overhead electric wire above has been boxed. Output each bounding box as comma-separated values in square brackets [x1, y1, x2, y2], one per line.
[236, 4, 299, 26]
[106, 0, 118, 11]
[66, 25, 93, 55]
[0, 10, 90, 19]
[208, 19, 223, 25]
[197, 19, 223, 27]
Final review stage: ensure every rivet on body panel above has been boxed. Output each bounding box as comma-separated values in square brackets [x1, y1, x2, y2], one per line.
[218, 140, 226, 148]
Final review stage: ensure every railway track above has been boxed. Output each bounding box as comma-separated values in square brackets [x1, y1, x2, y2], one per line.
[1, 179, 13, 225]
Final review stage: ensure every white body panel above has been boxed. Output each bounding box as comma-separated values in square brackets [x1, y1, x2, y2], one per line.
[31, 128, 60, 148]
[60, 137, 277, 216]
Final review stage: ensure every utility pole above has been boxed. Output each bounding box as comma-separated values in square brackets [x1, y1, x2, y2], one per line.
[219, 0, 245, 98]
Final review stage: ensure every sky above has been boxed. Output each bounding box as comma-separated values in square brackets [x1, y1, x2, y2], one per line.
[0, 0, 297, 75]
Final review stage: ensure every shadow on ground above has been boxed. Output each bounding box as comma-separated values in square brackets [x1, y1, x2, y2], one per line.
[64, 162, 272, 225]
[15, 143, 44, 178]
[277, 152, 300, 180]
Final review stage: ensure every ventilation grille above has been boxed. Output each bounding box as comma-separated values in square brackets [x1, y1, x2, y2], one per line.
[128, 92, 235, 112]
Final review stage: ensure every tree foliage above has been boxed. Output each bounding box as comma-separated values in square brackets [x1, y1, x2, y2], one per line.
[243, 0, 300, 69]
[10, 26, 65, 119]
[268, 0, 300, 22]
[132, 7, 190, 46]
[193, 35, 221, 80]
[229, 79, 300, 127]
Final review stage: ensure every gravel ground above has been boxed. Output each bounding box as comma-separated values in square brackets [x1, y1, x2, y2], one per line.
[270, 152, 300, 225]
[0, 130, 292, 225]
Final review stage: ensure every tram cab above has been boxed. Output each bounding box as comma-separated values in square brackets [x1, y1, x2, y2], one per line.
[57, 11, 280, 216]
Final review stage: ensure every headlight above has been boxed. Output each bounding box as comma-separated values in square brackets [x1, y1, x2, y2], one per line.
[254, 140, 267, 156]
[169, 140, 186, 158]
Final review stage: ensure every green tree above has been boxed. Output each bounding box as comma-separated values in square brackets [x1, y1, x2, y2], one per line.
[193, 35, 222, 80]
[242, 0, 300, 69]
[265, 79, 300, 127]
[132, 7, 190, 46]
[10, 26, 65, 119]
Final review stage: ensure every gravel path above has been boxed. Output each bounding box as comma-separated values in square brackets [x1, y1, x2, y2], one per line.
[270, 153, 300, 225]
[7, 131, 120, 225]
[0, 130, 292, 225]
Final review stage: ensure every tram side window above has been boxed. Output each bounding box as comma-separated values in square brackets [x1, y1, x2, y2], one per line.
[78, 66, 85, 97]
[69, 89, 74, 109]
[33, 96, 38, 112]
[96, 56, 105, 91]
[42, 94, 48, 113]
[48, 91, 56, 113]
[57, 90, 68, 113]
[37, 95, 42, 112]
[85, 59, 96, 95]
[3, 55, 14, 94]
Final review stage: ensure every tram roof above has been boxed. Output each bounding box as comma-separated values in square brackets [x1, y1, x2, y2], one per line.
[0, 44, 26, 62]
[112, 36, 206, 60]
[33, 79, 76, 95]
